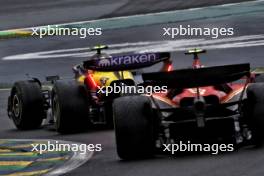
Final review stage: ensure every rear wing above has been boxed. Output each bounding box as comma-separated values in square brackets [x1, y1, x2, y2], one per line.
[142, 63, 250, 88]
[83, 52, 170, 71]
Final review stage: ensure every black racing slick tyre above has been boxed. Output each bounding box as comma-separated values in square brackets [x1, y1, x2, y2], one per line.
[9, 81, 44, 130]
[246, 83, 264, 146]
[113, 95, 155, 160]
[52, 81, 89, 134]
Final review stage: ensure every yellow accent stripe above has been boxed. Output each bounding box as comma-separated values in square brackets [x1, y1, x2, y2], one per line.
[15, 31, 32, 35]
[0, 149, 12, 152]
[0, 161, 32, 166]
[0, 152, 36, 156]
[6, 169, 50, 176]
[8, 30, 32, 36]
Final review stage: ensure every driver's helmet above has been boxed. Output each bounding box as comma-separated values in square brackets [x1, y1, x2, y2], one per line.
[89, 45, 111, 60]
[90, 52, 112, 60]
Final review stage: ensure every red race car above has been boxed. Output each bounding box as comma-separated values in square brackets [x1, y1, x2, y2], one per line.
[113, 49, 264, 160]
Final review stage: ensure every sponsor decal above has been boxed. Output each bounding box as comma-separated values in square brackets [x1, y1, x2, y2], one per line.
[98, 59, 111, 67]
[97, 53, 158, 67]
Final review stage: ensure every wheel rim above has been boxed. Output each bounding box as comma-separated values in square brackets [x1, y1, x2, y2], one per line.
[52, 95, 60, 124]
[12, 94, 21, 118]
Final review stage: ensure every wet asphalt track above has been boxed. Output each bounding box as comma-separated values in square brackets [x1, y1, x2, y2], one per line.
[1, 0, 264, 175]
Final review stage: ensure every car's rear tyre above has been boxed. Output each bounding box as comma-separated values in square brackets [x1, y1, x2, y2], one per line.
[113, 95, 155, 160]
[52, 81, 90, 134]
[245, 83, 264, 146]
[9, 81, 44, 129]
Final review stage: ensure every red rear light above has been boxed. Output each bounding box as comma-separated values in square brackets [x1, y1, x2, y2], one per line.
[167, 64, 173, 72]
[192, 58, 202, 68]
[86, 74, 98, 90]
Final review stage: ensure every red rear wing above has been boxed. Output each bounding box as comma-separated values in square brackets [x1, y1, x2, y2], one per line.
[142, 63, 250, 89]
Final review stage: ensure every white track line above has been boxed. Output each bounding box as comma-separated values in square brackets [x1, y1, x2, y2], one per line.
[0, 88, 10, 91]
[45, 147, 93, 176]
[3, 34, 264, 60]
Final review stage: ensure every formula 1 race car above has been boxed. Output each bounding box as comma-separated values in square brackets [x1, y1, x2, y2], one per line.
[113, 49, 264, 160]
[7, 45, 172, 133]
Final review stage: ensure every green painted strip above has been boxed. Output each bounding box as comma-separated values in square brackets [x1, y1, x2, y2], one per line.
[30, 160, 66, 167]
[0, 152, 70, 159]
[0, 153, 36, 156]
[5, 169, 50, 176]
[0, 0, 264, 39]
[0, 165, 26, 170]
[0, 155, 38, 159]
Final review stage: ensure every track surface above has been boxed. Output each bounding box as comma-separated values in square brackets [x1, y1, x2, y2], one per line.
[0, 0, 254, 30]
[1, 0, 264, 176]
[0, 9, 264, 84]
